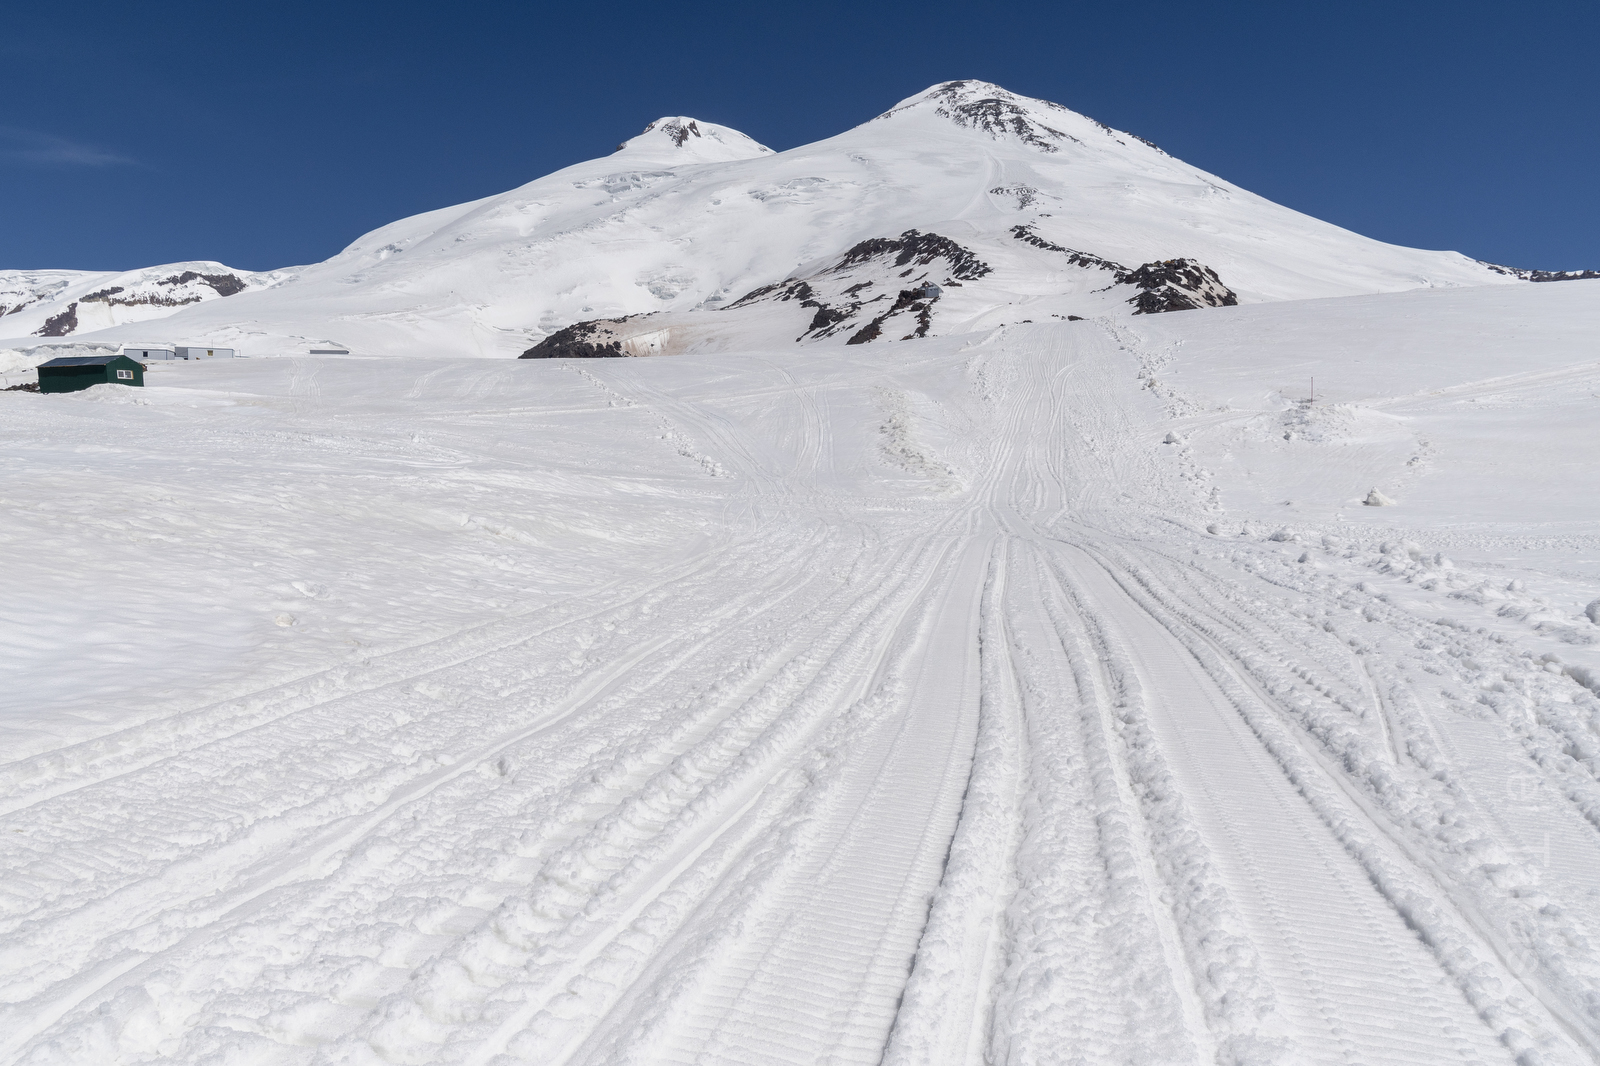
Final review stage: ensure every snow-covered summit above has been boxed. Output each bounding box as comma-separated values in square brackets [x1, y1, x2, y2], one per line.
[874, 79, 1142, 155]
[614, 117, 773, 163]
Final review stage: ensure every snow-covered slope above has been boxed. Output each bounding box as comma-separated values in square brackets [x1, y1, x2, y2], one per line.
[0, 263, 293, 343]
[8, 76, 1600, 1066]
[4, 278, 1600, 1065]
[10, 80, 1559, 360]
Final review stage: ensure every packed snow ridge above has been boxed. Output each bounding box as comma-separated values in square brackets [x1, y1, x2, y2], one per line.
[2, 79, 1592, 363]
[4, 80, 1600, 1066]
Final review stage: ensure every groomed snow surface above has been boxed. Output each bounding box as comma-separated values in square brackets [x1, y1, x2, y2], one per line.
[4, 279, 1600, 1066]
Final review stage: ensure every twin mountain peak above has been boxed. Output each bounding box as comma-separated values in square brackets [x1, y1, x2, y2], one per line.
[3, 80, 1592, 359]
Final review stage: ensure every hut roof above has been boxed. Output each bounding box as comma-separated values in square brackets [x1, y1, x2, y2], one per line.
[38, 355, 127, 368]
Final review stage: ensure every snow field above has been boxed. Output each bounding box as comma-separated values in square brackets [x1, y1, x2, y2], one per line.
[3, 281, 1600, 1065]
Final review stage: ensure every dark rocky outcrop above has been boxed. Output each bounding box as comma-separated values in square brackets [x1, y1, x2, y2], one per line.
[162, 271, 247, 298]
[1010, 224, 1125, 273]
[728, 229, 986, 344]
[1117, 259, 1238, 314]
[919, 81, 1077, 153]
[1009, 226, 1237, 315]
[846, 318, 884, 345]
[35, 302, 78, 337]
[990, 184, 1038, 209]
[519, 319, 629, 358]
[618, 119, 703, 151]
[847, 286, 940, 346]
[1480, 261, 1600, 283]
[78, 272, 248, 311]
[658, 120, 700, 147]
[835, 230, 992, 282]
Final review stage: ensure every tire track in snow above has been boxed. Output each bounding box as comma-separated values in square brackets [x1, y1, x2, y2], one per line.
[1063, 540, 1592, 1066]
[13, 322, 1600, 1066]
[1037, 546, 1281, 1066]
[981, 540, 1210, 1066]
[497, 525, 969, 1066]
[608, 535, 987, 1066]
[1088, 538, 1600, 1061]
[880, 540, 1022, 1066]
[0, 547, 734, 818]
[2, 590, 742, 1061]
[0, 535, 842, 1058]
[339, 534, 960, 1066]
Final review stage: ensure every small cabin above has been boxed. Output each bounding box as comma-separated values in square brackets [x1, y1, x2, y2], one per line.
[37, 354, 145, 393]
[124, 345, 176, 361]
[175, 346, 234, 360]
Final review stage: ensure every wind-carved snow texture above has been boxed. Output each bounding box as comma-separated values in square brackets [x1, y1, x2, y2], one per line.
[873, 386, 961, 490]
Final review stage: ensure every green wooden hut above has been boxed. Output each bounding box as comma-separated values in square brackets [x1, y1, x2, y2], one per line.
[36, 354, 145, 394]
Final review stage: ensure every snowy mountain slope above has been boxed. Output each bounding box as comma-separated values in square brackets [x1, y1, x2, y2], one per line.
[517, 226, 1245, 359]
[1129, 278, 1600, 533]
[4, 280, 1600, 1065]
[14, 80, 1563, 361]
[0, 262, 294, 343]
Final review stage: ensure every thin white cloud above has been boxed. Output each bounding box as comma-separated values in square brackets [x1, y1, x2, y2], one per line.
[0, 127, 137, 167]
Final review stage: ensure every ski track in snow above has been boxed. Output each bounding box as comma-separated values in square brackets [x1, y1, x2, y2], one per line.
[3, 309, 1600, 1066]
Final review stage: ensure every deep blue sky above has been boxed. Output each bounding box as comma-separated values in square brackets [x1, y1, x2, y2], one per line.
[3, 1, 1595, 273]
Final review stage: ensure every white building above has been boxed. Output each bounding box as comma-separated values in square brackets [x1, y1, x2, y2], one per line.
[122, 344, 177, 360]
[174, 346, 234, 360]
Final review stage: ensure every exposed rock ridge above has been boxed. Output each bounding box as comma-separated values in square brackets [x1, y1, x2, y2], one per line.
[652, 119, 701, 147]
[80, 272, 247, 309]
[519, 319, 629, 359]
[1480, 261, 1600, 283]
[730, 229, 989, 343]
[30, 270, 251, 336]
[922, 80, 1076, 152]
[37, 303, 79, 337]
[1009, 224, 1125, 273]
[1009, 224, 1237, 314]
[1117, 259, 1238, 313]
